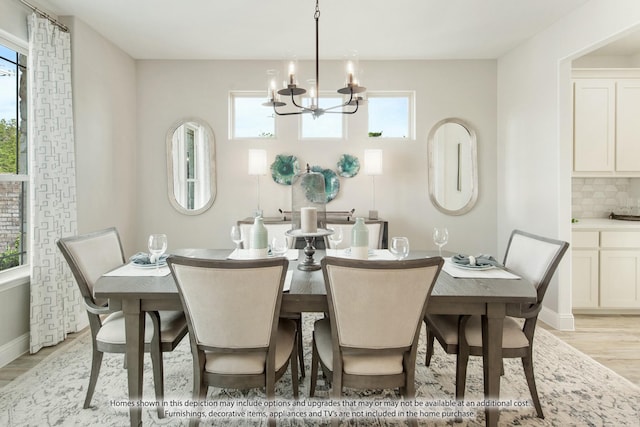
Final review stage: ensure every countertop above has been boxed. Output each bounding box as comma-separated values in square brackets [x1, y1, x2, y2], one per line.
[572, 218, 640, 230]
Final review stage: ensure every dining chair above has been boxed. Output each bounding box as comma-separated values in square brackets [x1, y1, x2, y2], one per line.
[323, 220, 384, 249]
[167, 256, 299, 427]
[424, 229, 569, 418]
[237, 220, 306, 378]
[310, 256, 443, 427]
[56, 227, 188, 418]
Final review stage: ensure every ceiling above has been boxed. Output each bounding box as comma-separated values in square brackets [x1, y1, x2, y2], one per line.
[34, 0, 593, 61]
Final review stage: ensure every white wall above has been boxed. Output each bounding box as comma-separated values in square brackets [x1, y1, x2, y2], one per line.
[63, 17, 138, 253]
[135, 60, 497, 255]
[497, 0, 640, 329]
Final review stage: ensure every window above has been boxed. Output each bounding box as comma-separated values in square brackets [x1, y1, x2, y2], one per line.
[0, 41, 27, 272]
[367, 92, 414, 139]
[301, 96, 344, 139]
[230, 92, 275, 139]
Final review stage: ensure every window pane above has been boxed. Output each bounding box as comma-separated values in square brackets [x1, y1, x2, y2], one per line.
[233, 96, 275, 138]
[301, 97, 343, 139]
[0, 43, 27, 272]
[368, 96, 410, 138]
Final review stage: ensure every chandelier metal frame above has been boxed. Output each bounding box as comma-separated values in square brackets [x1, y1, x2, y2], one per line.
[262, 0, 366, 118]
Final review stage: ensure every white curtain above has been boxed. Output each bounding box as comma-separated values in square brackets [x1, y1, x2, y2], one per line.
[27, 13, 81, 353]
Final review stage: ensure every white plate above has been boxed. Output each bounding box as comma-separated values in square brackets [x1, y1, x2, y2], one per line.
[452, 263, 494, 271]
[131, 261, 167, 269]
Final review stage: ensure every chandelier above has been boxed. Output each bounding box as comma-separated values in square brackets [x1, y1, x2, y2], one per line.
[262, 0, 366, 118]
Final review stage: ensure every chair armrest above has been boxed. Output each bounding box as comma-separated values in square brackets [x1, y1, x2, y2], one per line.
[84, 298, 115, 316]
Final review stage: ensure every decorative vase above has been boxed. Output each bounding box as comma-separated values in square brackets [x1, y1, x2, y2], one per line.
[249, 216, 268, 258]
[351, 217, 369, 259]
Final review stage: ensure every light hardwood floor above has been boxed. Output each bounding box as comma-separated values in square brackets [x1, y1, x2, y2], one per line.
[541, 314, 640, 388]
[0, 315, 638, 389]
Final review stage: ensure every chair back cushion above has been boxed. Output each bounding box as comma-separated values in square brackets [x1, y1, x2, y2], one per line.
[325, 222, 383, 249]
[322, 257, 442, 349]
[168, 257, 288, 349]
[504, 230, 569, 303]
[57, 227, 125, 303]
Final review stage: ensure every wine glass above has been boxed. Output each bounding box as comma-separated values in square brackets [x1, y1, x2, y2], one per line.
[148, 233, 168, 271]
[390, 237, 410, 260]
[230, 225, 243, 254]
[433, 227, 449, 257]
[270, 235, 288, 257]
[328, 226, 344, 249]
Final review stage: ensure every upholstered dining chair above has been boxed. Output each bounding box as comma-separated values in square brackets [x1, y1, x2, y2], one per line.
[238, 220, 306, 378]
[310, 256, 443, 427]
[56, 227, 188, 417]
[167, 256, 299, 427]
[424, 229, 569, 418]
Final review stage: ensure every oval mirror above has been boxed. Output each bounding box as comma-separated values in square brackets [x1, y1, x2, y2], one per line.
[166, 118, 216, 215]
[427, 118, 478, 215]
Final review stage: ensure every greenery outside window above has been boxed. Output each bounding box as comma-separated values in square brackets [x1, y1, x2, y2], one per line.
[0, 40, 28, 272]
[367, 92, 414, 139]
[230, 92, 275, 139]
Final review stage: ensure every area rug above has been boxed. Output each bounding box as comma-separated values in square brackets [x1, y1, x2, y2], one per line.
[0, 314, 638, 426]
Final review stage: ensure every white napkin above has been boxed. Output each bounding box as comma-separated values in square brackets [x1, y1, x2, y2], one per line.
[283, 270, 293, 292]
[442, 258, 520, 279]
[103, 263, 171, 277]
[227, 249, 299, 261]
[325, 249, 398, 261]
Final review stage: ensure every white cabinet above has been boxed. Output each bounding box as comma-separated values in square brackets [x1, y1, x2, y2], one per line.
[572, 228, 640, 310]
[599, 231, 640, 308]
[615, 80, 640, 171]
[573, 79, 615, 172]
[572, 231, 599, 308]
[573, 71, 640, 175]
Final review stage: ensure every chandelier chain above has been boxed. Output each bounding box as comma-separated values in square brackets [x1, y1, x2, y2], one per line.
[314, 0, 320, 20]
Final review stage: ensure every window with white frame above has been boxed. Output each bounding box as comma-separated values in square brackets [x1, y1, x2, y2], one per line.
[0, 40, 28, 272]
[367, 92, 414, 139]
[230, 92, 276, 139]
[300, 96, 344, 139]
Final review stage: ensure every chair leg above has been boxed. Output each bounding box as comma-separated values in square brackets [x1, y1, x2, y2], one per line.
[295, 315, 305, 378]
[309, 337, 319, 397]
[455, 350, 469, 400]
[84, 349, 103, 409]
[522, 355, 544, 418]
[425, 322, 435, 366]
[290, 331, 299, 399]
[149, 312, 165, 419]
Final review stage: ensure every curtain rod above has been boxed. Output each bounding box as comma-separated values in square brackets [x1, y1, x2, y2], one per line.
[19, 0, 69, 33]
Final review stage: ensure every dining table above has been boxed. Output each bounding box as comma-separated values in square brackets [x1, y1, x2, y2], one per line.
[93, 248, 536, 427]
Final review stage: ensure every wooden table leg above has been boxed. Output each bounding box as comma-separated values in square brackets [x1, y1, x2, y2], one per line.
[123, 299, 144, 427]
[481, 303, 506, 427]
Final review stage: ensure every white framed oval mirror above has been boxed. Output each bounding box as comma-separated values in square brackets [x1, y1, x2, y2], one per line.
[427, 118, 478, 215]
[166, 118, 216, 215]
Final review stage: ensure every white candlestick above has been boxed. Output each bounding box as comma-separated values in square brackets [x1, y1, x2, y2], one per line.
[301, 207, 317, 233]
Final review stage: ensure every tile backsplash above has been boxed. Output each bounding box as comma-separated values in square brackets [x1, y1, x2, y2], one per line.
[572, 178, 638, 218]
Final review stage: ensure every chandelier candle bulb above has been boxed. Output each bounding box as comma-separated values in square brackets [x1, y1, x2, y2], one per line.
[301, 207, 318, 233]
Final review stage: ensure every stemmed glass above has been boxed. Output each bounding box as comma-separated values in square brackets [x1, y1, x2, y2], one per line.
[433, 227, 449, 257]
[148, 233, 168, 271]
[390, 237, 410, 260]
[230, 225, 243, 255]
[328, 226, 344, 249]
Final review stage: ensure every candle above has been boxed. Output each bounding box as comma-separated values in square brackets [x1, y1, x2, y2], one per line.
[301, 207, 317, 233]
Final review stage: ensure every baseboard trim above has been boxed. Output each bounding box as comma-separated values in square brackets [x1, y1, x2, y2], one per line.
[539, 306, 575, 331]
[0, 333, 29, 368]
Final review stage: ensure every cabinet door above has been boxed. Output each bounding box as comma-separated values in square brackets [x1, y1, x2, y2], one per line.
[600, 250, 640, 308]
[616, 80, 640, 171]
[572, 249, 599, 308]
[573, 79, 615, 172]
